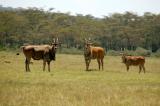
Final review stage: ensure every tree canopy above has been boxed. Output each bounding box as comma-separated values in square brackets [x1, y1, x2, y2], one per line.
[0, 6, 160, 52]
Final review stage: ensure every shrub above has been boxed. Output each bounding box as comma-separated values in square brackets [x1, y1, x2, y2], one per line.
[108, 47, 151, 57]
[153, 49, 160, 57]
[0, 45, 6, 51]
[135, 47, 151, 56]
[123, 50, 136, 56]
[58, 47, 83, 55]
[107, 50, 120, 56]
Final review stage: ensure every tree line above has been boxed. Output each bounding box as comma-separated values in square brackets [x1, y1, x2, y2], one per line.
[0, 5, 160, 52]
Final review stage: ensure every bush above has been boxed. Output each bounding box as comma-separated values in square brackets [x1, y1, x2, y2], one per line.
[152, 49, 160, 57]
[0, 45, 7, 51]
[107, 50, 120, 56]
[107, 50, 136, 56]
[135, 47, 151, 56]
[123, 50, 136, 56]
[107, 47, 151, 56]
[58, 47, 83, 55]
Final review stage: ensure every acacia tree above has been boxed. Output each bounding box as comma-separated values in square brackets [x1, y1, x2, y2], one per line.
[0, 6, 160, 52]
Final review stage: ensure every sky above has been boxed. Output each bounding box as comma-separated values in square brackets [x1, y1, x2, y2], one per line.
[0, 0, 160, 18]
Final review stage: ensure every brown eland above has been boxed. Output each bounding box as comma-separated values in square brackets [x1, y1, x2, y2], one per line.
[18, 38, 59, 72]
[84, 38, 105, 71]
[121, 53, 145, 73]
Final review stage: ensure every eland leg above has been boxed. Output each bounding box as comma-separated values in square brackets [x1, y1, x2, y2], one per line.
[126, 65, 129, 72]
[100, 59, 104, 70]
[43, 60, 46, 71]
[47, 61, 50, 72]
[25, 58, 28, 72]
[97, 59, 100, 70]
[25, 58, 31, 72]
[85, 59, 90, 71]
[142, 65, 145, 73]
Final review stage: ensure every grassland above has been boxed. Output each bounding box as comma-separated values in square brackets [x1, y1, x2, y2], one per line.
[0, 51, 160, 106]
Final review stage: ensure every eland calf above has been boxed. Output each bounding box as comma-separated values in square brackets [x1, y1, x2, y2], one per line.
[121, 54, 145, 73]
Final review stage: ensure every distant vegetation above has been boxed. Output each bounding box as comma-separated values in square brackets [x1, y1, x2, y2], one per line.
[0, 5, 160, 56]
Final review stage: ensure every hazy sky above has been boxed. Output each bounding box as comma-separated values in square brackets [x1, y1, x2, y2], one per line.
[1, 0, 160, 17]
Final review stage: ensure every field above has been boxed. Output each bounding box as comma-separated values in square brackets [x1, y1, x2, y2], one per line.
[0, 51, 160, 106]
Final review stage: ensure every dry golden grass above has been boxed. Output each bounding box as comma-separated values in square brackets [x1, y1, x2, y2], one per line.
[0, 51, 160, 106]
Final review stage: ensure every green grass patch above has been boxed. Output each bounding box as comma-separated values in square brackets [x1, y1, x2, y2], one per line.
[0, 51, 160, 106]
